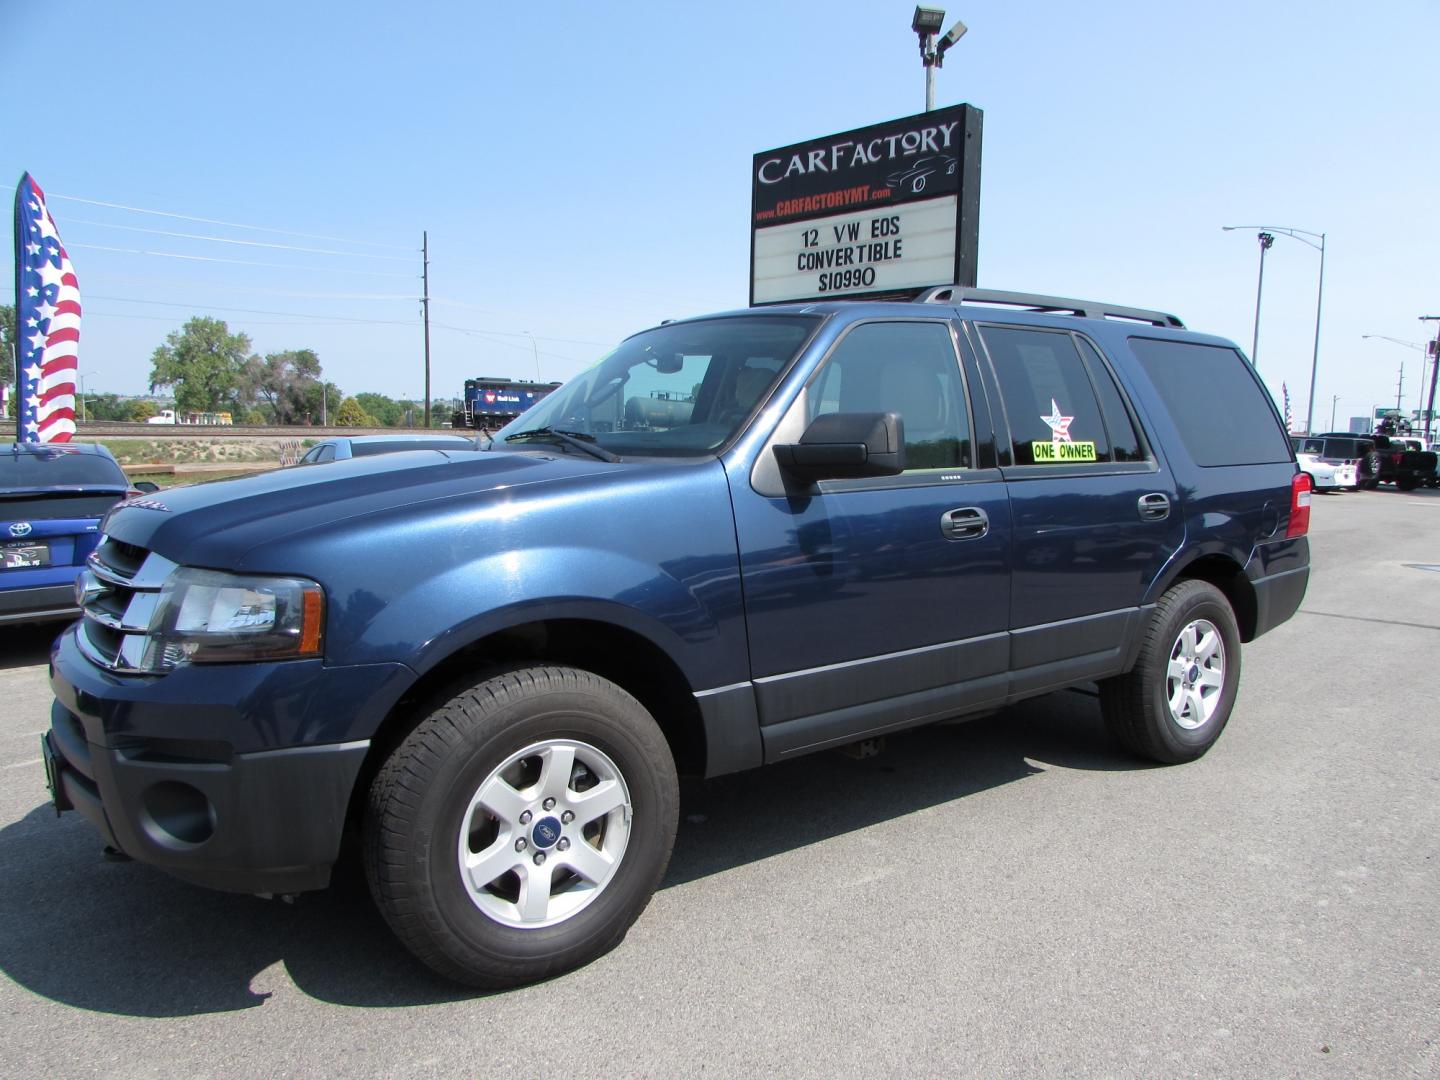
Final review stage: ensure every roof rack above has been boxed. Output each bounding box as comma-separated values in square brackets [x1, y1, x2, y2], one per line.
[912, 286, 1185, 329]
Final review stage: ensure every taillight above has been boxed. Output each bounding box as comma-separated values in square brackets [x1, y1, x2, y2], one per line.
[1287, 472, 1312, 538]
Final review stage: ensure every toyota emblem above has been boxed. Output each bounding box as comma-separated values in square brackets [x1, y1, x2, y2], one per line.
[8, 522, 32, 538]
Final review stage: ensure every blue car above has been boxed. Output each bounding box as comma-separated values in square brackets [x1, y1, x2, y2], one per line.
[1, 443, 146, 625]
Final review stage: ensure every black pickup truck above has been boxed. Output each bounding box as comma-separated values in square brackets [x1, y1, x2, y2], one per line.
[1370, 435, 1438, 490]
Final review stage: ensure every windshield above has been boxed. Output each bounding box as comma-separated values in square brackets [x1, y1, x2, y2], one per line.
[497, 316, 818, 457]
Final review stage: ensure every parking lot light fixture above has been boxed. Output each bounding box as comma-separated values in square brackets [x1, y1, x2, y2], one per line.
[913, 7, 966, 111]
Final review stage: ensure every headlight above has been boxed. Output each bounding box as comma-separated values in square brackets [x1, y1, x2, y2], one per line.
[141, 567, 324, 671]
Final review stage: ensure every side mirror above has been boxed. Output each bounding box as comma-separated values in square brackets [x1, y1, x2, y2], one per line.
[773, 412, 905, 481]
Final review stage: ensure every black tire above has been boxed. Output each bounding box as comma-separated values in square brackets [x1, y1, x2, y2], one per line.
[1100, 580, 1242, 764]
[1398, 477, 1419, 492]
[364, 665, 679, 988]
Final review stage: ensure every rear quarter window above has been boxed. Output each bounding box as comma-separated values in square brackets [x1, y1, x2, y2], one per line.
[1128, 339, 1291, 466]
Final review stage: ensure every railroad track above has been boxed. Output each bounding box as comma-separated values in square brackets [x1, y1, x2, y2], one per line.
[1, 422, 472, 440]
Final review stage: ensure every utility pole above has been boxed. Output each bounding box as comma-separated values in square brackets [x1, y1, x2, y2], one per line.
[1395, 363, 1405, 412]
[422, 231, 432, 429]
[1423, 316, 1440, 443]
[1330, 395, 1339, 432]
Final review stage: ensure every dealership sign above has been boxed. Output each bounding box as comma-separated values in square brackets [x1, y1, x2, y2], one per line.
[750, 104, 982, 305]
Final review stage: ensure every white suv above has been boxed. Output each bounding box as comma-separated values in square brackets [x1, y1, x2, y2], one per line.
[1291, 436, 1358, 492]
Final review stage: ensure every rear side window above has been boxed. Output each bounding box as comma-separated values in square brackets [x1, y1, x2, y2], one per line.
[981, 326, 1121, 466]
[1293, 438, 1324, 455]
[352, 439, 466, 457]
[1129, 339, 1291, 466]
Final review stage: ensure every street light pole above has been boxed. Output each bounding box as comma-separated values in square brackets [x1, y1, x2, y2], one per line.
[524, 332, 541, 382]
[1223, 225, 1325, 432]
[1249, 232, 1274, 365]
[78, 370, 97, 423]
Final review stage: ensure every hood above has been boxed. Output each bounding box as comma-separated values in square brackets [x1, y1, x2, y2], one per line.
[101, 448, 607, 566]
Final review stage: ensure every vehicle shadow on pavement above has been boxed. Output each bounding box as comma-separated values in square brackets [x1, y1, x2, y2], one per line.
[0, 623, 64, 671]
[0, 690, 1145, 1015]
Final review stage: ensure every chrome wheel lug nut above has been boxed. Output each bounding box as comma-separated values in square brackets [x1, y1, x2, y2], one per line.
[542, 797, 556, 811]
[533, 852, 546, 866]
[561, 810, 574, 824]
[515, 837, 527, 852]
[519, 810, 532, 825]
[557, 838, 570, 852]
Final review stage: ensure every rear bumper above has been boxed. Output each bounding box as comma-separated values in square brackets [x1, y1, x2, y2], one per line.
[1251, 564, 1309, 639]
[0, 583, 78, 624]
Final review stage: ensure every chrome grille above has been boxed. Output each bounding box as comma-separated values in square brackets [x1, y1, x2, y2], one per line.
[76, 537, 177, 674]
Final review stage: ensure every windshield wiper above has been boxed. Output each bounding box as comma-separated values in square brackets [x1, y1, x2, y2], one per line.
[503, 428, 621, 463]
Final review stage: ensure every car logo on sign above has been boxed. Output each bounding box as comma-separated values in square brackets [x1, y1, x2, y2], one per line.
[8, 522, 32, 538]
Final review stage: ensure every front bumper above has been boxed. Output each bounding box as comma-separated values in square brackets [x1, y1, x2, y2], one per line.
[45, 625, 413, 894]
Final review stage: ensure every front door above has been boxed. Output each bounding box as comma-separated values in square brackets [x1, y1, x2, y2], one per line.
[729, 318, 1013, 760]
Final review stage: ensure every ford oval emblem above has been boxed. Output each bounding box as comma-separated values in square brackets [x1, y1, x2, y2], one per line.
[8, 522, 32, 538]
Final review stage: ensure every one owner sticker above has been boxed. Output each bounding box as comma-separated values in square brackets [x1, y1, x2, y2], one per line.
[1032, 398, 1097, 462]
[1032, 440, 1097, 462]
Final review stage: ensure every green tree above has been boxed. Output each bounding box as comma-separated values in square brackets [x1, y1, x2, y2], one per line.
[241, 348, 323, 425]
[127, 399, 160, 422]
[243, 408, 268, 426]
[149, 317, 252, 413]
[354, 392, 404, 427]
[0, 302, 15, 388]
[85, 393, 131, 422]
[334, 396, 377, 426]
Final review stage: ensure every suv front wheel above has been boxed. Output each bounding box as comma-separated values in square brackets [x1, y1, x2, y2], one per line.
[364, 665, 679, 987]
[1100, 581, 1242, 763]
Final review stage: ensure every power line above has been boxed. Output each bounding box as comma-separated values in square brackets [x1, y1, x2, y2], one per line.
[66, 239, 418, 278]
[71, 265, 416, 301]
[429, 316, 612, 348]
[86, 293, 421, 325]
[61, 221, 414, 261]
[49, 192, 415, 252]
[86, 310, 413, 328]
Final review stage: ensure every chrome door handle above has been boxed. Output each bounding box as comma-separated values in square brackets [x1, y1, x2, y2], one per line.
[1138, 493, 1170, 521]
[941, 507, 989, 540]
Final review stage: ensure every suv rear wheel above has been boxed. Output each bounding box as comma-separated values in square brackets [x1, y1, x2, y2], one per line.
[1100, 581, 1241, 763]
[364, 665, 679, 987]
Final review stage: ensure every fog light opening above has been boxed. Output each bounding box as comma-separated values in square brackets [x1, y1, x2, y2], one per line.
[140, 781, 216, 846]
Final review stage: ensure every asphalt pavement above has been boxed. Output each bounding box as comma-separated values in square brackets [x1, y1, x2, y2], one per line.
[0, 489, 1436, 1079]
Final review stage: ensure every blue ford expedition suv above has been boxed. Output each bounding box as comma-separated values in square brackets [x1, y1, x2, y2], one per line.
[43, 287, 1310, 987]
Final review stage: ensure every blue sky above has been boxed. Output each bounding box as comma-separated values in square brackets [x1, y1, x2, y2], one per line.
[4, 0, 1437, 430]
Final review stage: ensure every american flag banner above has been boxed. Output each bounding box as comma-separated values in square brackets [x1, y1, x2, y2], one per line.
[13, 173, 80, 443]
[1282, 382, 1293, 434]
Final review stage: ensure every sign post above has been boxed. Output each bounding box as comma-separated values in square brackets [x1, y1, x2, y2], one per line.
[750, 105, 982, 306]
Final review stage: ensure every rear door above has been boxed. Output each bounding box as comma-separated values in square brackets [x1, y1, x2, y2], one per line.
[966, 323, 1184, 695]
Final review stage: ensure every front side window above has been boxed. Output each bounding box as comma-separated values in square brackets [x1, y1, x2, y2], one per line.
[807, 321, 971, 470]
[981, 326, 1118, 466]
[498, 316, 816, 457]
